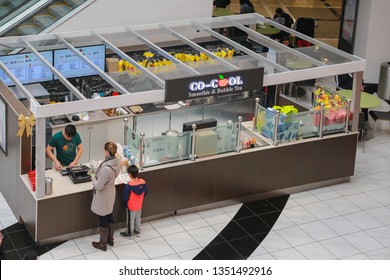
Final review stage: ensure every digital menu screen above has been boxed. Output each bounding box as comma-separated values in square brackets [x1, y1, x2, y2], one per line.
[0, 51, 53, 86]
[54, 45, 106, 79]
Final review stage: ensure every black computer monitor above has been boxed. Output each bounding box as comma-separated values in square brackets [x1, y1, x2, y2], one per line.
[183, 118, 217, 132]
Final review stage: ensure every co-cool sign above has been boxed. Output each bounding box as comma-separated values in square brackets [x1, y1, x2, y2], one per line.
[189, 76, 243, 91]
[165, 68, 264, 103]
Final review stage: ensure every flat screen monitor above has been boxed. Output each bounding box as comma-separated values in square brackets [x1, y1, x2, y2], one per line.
[183, 118, 217, 132]
[54, 45, 106, 79]
[0, 51, 53, 86]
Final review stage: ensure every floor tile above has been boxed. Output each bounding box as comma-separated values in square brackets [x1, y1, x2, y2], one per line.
[149, 216, 185, 236]
[271, 247, 307, 260]
[267, 195, 290, 210]
[197, 208, 232, 225]
[260, 231, 292, 253]
[342, 231, 384, 253]
[349, 176, 383, 192]
[187, 226, 218, 247]
[218, 221, 250, 241]
[320, 237, 360, 259]
[84, 249, 118, 260]
[364, 247, 390, 260]
[366, 188, 390, 206]
[290, 192, 321, 206]
[248, 253, 276, 260]
[295, 242, 337, 260]
[234, 215, 271, 236]
[282, 206, 318, 225]
[228, 235, 260, 258]
[324, 197, 362, 215]
[219, 203, 243, 218]
[365, 226, 390, 247]
[163, 231, 201, 253]
[342, 253, 370, 260]
[153, 253, 182, 260]
[173, 212, 209, 231]
[257, 210, 283, 228]
[276, 226, 316, 247]
[345, 193, 383, 211]
[179, 248, 204, 260]
[130, 222, 161, 242]
[309, 186, 342, 201]
[303, 201, 340, 219]
[344, 211, 383, 230]
[111, 242, 150, 260]
[271, 213, 295, 230]
[248, 244, 270, 257]
[203, 242, 243, 260]
[321, 216, 361, 235]
[366, 207, 390, 225]
[299, 221, 338, 241]
[329, 182, 363, 196]
[49, 240, 83, 260]
[137, 236, 175, 259]
[244, 199, 280, 214]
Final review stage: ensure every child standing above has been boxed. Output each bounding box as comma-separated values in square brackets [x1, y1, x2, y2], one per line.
[120, 165, 148, 238]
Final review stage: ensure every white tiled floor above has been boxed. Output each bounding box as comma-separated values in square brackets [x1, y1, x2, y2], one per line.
[1, 110, 390, 260]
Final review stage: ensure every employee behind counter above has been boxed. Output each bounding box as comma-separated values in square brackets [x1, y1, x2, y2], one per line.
[46, 124, 83, 171]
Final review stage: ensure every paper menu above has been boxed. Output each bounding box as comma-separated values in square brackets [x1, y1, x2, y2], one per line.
[117, 173, 131, 184]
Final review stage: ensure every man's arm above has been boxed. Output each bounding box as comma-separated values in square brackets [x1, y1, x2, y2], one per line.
[68, 143, 83, 168]
[46, 145, 62, 171]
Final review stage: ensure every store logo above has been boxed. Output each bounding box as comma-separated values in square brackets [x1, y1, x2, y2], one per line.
[189, 74, 243, 92]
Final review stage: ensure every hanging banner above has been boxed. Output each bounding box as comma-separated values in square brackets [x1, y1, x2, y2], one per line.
[164, 67, 264, 102]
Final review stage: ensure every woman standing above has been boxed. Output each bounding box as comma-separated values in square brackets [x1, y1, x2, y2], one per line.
[90, 142, 121, 251]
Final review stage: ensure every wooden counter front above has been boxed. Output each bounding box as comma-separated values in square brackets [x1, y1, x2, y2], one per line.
[25, 133, 357, 243]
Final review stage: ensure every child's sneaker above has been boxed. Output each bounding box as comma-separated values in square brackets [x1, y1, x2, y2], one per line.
[120, 231, 132, 239]
[134, 231, 141, 237]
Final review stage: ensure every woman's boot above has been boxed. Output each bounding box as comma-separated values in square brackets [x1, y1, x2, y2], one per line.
[92, 227, 108, 251]
[107, 223, 115, 247]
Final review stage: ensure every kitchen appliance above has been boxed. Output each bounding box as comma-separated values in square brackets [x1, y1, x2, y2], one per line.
[66, 165, 91, 184]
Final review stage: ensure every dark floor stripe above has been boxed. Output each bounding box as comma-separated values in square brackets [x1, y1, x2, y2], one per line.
[193, 195, 290, 260]
[1, 222, 64, 260]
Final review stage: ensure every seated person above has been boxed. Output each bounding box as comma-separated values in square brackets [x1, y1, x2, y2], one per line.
[214, 0, 231, 8]
[293, 17, 316, 48]
[271, 8, 294, 40]
[280, 36, 294, 48]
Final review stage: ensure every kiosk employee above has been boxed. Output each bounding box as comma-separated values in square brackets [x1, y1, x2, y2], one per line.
[46, 124, 83, 171]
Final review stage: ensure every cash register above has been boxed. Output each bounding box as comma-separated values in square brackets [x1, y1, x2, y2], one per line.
[66, 165, 91, 184]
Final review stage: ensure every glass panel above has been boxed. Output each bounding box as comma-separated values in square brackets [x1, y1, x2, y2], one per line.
[322, 104, 348, 135]
[256, 106, 299, 143]
[143, 131, 192, 167]
[216, 123, 238, 154]
[295, 110, 320, 139]
[125, 128, 141, 163]
[203, 102, 235, 125]
[135, 111, 170, 137]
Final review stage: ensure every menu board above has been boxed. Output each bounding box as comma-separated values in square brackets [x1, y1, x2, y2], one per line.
[54, 45, 106, 79]
[0, 51, 53, 86]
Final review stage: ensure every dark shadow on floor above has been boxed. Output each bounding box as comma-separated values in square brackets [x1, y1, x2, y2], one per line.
[193, 195, 290, 260]
[1, 222, 64, 260]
